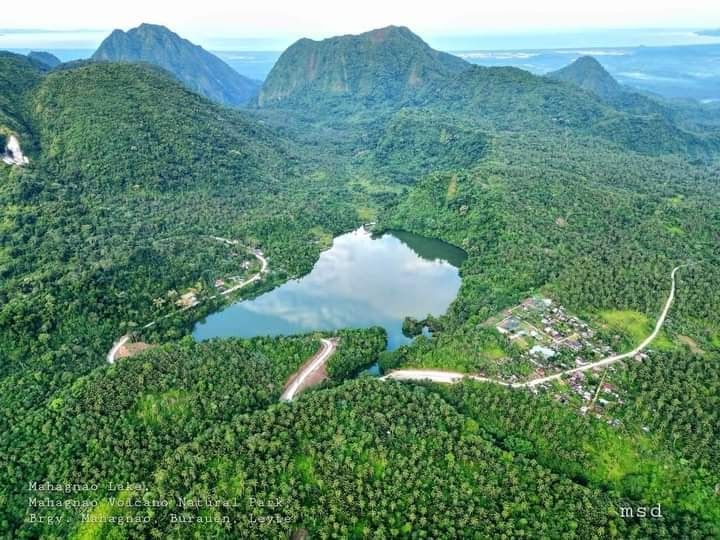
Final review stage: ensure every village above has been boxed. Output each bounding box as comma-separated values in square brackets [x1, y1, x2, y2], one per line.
[491, 296, 644, 421]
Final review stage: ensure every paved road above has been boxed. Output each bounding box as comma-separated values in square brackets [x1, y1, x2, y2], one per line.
[384, 265, 685, 389]
[106, 240, 268, 363]
[281, 338, 337, 401]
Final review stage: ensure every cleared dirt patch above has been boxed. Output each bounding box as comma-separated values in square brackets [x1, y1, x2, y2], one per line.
[678, 335, 703, 354]
[117, 341, 155, 359]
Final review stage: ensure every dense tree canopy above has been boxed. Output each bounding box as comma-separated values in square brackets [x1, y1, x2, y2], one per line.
[1, 30, 719, 538]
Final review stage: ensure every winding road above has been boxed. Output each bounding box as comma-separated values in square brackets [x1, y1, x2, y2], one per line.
[281, 338, 337, 401]
[383, 265, 686, 389]
[106, 240, 268, 363]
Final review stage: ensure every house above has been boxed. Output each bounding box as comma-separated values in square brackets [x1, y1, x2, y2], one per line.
[214, 279, 226, 288]
[530, 345, 556, 359]
[566, 339, 582, 351]
[497, 317, 521, 334]
[176, 290, 198, 308]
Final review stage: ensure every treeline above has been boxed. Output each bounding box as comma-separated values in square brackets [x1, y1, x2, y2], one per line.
[0, 60, 366, 437]
[1, 335, 317, 536]
[436, 378, 720, 529]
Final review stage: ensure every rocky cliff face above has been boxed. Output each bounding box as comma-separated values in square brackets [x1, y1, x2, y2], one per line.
[2, 134, 29, 166]
[258, 26, 469, 108]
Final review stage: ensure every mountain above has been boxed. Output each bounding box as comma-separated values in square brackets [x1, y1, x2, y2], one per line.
[0, 54, 358, 377]
[92, 23, 260, 106]
[28, 62, 286, 191]
[697, 28, 720, 36]
[548, 55, 623, 101]
[2, 26, 720, 540]
[28, 51, 61, 68]
[257, 31, 717, 159]
[258, 25, 469, 108]
[548, 55, 720, 133]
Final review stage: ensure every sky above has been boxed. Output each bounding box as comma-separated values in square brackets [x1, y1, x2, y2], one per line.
[1, 0, 719, 51]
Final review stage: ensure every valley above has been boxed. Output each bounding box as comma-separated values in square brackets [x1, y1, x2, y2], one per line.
[1, 20, 719, 539]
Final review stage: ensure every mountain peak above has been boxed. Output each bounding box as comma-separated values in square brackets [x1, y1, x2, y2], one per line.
[92, 24, 259, 106]
[136, 22, 170, 31]
[258, 26, 468, 108]
[131, 23, 178, 38]
[548, 55, 622, 100]
[363, 25, 413, 41]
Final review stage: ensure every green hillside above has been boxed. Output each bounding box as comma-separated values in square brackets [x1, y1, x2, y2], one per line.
[27, 51, 61, 68]
[0, 58, 361, 429]
[0, 52, 45, 145]
[30, 62, 285, 191]
[258, 29, 718, 160]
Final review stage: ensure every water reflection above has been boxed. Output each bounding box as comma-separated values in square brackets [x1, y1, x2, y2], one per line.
[192, 228, 466, 350]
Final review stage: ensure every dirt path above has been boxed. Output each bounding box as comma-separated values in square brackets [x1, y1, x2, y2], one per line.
[281, 338, 337, 401]
[106, 239, 268, 363]
[383, 265, 686, 389]
[106, 335, 131, 364]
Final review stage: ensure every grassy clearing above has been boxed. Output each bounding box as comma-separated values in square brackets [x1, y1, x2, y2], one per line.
[356, 206, 376, 222]
[600, 310, 651, 343]
[584, 429, 720, 524]
[134, 389, 193, 427]
[446, 174, 458, 201]
[309, 225, 334, 247]
[599, 309, 677, 352]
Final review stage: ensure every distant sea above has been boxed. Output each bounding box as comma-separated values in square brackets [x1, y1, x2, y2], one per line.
[3, 27, 719, 100]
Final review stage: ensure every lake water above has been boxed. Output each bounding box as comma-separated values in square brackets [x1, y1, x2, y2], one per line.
[192, 228, 466, 349]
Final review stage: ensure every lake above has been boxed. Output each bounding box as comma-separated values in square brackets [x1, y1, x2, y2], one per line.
[192, 228, 466, 349]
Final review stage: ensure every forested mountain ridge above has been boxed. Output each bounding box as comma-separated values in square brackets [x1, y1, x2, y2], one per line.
[29, 62, 289, 192]
[27, 51, 61, 69]
[257, 25, 469, 107]
[547, 54, 720, 132]
[92, 23, 260, 106]
[257, 30, 719, 160]
[0, 52, 45, 148]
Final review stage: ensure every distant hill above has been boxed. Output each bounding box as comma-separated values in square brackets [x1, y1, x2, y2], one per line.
[547, 55, 720, 133]
[697, 29, 720, 36]
[92, 23, 260, 106]
[548, 56, 623, 101]
[258, 25, 469, 108]
[28, 51, 61, 68]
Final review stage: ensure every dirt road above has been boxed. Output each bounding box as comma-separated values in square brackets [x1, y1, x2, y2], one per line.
[281, 338, 337, 401]
[383, 265, 685, 389]
[106, 239, 268, 363]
